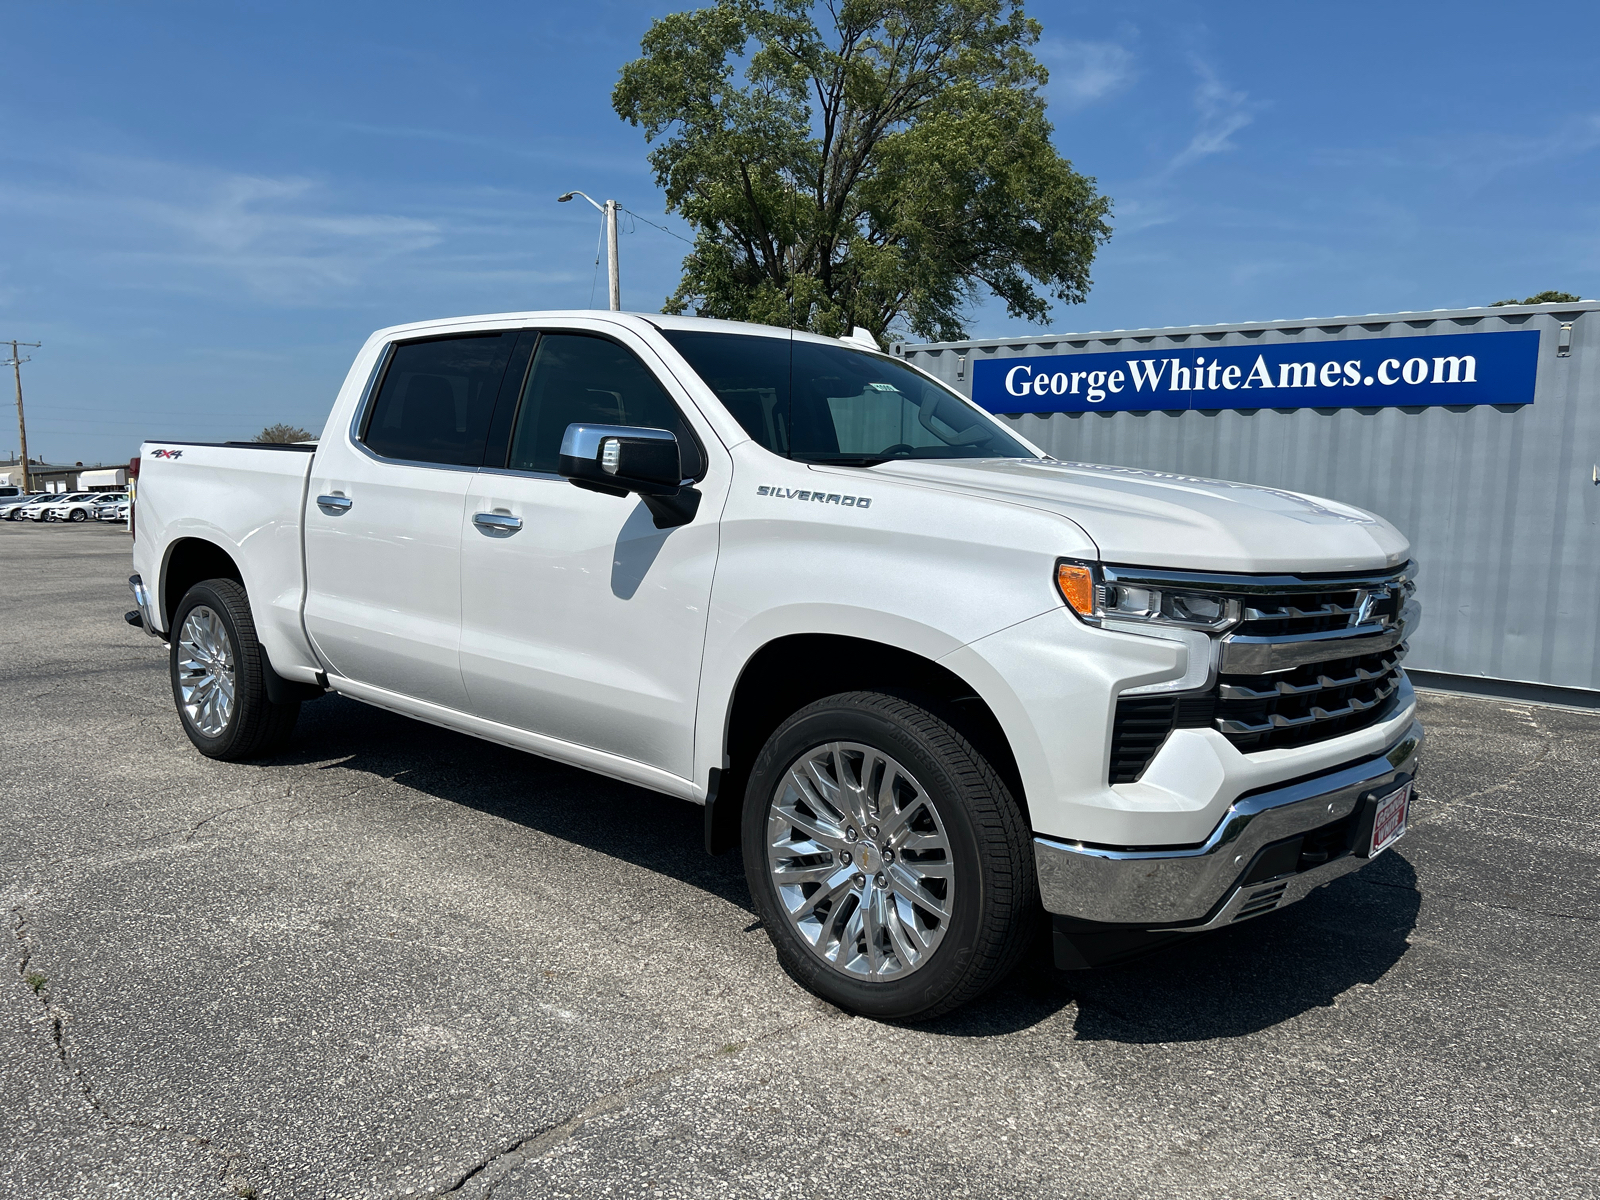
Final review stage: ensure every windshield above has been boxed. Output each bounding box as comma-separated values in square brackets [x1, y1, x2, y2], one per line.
[663, 331, 1036, 466]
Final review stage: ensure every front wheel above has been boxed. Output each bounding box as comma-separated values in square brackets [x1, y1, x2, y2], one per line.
[742, 691, 1037, 1021]
[169, 578, 299, 760]
[69, 508, 87, 522]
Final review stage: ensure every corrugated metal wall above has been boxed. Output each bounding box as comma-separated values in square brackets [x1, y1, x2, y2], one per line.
[900, 304, 1600, 693]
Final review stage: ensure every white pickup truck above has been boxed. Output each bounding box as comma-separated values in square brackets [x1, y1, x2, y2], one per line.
[128, 311, 1422, 1019]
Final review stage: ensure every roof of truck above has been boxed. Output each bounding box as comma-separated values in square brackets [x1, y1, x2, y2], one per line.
[365, 310, 879, 351]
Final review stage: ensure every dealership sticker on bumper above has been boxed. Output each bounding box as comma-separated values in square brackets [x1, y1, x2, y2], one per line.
[1370, 783, 1412, 856]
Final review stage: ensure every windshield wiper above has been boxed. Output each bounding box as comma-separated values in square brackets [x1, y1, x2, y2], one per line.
[809, 455, 893, 467]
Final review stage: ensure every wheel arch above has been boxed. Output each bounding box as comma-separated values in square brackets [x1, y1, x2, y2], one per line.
[705, 632, 1027, 855]
[160, 537, 244, 630]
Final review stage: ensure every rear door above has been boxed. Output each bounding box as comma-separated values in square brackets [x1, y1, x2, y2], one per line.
[303, 330, 516, 709]
[458, 327, 726, 780]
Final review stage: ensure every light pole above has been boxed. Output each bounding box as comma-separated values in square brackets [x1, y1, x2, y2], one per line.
[3, 340, 39, 493]
[558, 191, 620, 311]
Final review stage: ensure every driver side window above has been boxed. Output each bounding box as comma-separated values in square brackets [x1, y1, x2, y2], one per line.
[505, 333, 704, 477]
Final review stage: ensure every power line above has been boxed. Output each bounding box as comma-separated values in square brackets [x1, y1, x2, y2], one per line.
[587, 207, 606, 308]
[620, 206, 695, 245]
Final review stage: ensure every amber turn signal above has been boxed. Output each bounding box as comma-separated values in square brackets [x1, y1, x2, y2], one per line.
[1056, 563, 1095, 616]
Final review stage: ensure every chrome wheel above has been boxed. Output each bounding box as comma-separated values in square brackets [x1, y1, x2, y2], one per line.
[766, 741, 955, 980]
[177, 605, 236, 737]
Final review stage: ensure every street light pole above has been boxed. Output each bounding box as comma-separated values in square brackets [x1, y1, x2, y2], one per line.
[558, 191, 621, 311]
[605, 198, 620, 313]
[3, 340, 39, 493]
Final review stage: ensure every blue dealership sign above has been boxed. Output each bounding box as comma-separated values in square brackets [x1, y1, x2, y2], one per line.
[971, 329, 1540, 414]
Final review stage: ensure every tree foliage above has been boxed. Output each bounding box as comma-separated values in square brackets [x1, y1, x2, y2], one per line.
[613, 0, 1110, 343]
[1490, 290, 1582, 307]
[253, 423, 315, 443]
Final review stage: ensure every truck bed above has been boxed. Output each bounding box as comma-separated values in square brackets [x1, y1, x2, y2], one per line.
[132, 440, 324, 683]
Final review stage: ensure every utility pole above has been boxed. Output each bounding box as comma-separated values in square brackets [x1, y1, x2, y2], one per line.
[3, 340, 39, 493]
[605, 199, 620, 313]
[557, 191, 621, 311]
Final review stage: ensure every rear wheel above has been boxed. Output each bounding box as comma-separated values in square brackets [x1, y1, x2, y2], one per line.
[169, 578, 299, 760]
[742, 691, 1037, 1021]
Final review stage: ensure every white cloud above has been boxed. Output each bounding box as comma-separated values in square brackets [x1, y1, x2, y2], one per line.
[1165, 58, 1253, 175]
[1040, 39, 1136, 109]
[1312, 113, 1600, 183]
[0, 154, 444, 304]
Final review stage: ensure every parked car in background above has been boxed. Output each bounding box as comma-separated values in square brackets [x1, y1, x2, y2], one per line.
[9, 494, 69, 521]
[43, 493, 105, 522]
[0, 491, 48, 517]
[96, 495, 131, 523]
[89, 492, 129, 517]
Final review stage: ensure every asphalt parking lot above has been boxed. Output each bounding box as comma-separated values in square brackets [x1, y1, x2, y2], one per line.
[3, 520, 1596, 1199]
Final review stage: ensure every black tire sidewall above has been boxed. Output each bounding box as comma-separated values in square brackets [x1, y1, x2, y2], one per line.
[169, 580, 257, 758]
[741, 697, 996, 1021]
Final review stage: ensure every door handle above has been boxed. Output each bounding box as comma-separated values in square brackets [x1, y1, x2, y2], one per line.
[472, 511, 523, 534]
[316, 494, 353, 515]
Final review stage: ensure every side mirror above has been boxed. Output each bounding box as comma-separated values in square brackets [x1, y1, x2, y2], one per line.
[557, 423, 701, 529]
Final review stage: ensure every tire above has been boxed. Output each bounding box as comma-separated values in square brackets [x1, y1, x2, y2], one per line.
[69, 508, 86, 522]
[742, 691, 1037, 1021]
[169, 578, 299, 760]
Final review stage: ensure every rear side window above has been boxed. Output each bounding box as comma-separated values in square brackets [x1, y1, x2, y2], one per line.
[504, 334, 703, 477]
[361, 333, 514, 466]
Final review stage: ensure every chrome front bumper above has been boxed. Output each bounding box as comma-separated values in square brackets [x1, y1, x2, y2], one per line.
[1034, 722, 1423, 930]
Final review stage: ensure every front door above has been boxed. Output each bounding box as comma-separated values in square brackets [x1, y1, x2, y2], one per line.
[304, 330, 517, 709]
[459, 329, 724, 782]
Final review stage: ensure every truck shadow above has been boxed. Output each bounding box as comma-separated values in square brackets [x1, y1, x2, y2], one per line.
[282, 695, 1420, 1043]
[928, 853, 1422, 1043]
[281, 694, 754, 915]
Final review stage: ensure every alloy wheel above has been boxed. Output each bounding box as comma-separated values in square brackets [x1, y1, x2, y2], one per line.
[176, 605, 236, 737]
[765, 741, 955, 980]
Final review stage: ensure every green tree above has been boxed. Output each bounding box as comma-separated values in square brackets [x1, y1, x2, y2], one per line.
[613, 0, 1110, 344]
[252, 423, 315, 443]
[1490, 290, 1583, 307]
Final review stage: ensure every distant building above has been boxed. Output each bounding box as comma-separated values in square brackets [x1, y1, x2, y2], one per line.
[0, 458, 124, 491]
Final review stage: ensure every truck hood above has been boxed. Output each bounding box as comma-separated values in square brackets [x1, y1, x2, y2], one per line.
[865, 458, 1410, 573]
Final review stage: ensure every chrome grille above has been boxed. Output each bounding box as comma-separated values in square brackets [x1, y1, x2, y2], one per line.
[1213, 644, 1406, 751]
[1107, 562, 1417, 780]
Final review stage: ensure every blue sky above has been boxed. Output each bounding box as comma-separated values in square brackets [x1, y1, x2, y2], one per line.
[3, 1, 1596, 466]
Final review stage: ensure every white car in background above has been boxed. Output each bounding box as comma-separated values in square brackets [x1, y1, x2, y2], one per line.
[1, 491, 49, 518]
[89, 492, 128, 517]
[96, 495, 131, 523]
[9, 494, 70, 521]
[43, 493, 106, 522]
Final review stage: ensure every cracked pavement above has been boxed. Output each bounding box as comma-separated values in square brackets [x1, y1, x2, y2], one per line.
[2, 520, 1597, 1198]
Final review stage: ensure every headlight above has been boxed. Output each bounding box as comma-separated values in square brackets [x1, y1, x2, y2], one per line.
[1056, 560, 1241, 632]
